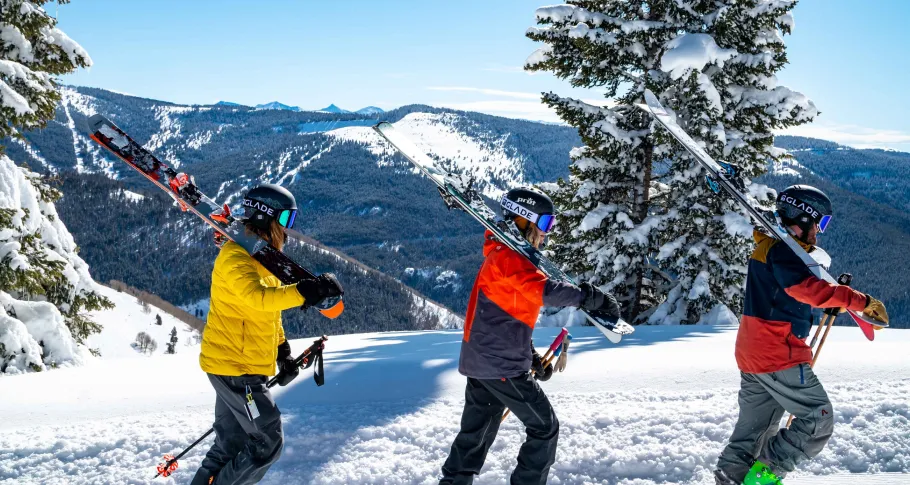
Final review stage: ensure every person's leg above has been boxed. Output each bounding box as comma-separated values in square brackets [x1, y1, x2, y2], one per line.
[480, 374, 559, 485]
[206, 374, 284, 485]
[191, 376, 249, 485]
[439, 378, 507, 485]
[715, 372, 785, 484]
[755, 364, 834, 478]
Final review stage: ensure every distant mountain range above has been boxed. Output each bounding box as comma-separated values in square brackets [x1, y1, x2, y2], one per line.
[215, 100, 385, 115]
[255, 101, 301, 112]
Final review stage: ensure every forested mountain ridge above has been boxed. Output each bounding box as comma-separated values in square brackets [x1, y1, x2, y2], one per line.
[5, 86, 580, 319]
[5, 87, 908, 330]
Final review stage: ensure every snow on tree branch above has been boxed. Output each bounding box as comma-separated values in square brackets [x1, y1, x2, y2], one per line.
[527, 0, 816, 324]
[660, 33, 737, 80]
[0, 1, 103, 374]
[0, 0, 92, 141]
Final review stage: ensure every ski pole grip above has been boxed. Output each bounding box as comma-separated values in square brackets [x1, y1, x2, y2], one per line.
[837, 273, 852, 286]
[825, 273, 854, 317]
[549, 328, 569, 353]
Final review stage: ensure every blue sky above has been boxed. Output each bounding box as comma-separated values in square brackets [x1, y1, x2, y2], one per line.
[58, 0, 910, 150]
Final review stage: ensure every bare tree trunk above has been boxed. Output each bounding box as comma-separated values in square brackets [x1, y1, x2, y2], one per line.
[628, 140, 653, 321]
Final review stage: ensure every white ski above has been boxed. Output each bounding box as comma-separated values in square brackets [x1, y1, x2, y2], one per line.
[373, 121, 634, 343]
[640, 89, 885, 340]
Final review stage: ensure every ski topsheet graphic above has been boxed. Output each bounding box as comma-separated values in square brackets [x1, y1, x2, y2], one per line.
[88, 114, 344, 319]
[373, 122, 634, 343]
[640, 89, 886, 340]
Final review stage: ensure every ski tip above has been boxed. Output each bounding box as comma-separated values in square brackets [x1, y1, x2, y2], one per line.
[848, 311, 877, 341]
[643, 89, 667, 116]
[87, 113, 112, 132]
[372, 121, 392, 132]
[317, 298, 345, 319]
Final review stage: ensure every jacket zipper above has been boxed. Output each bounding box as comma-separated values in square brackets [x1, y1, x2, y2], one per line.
[786, 330, 793, 360]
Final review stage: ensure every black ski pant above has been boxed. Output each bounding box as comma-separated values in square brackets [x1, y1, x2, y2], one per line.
[190, 374, 283, 485]
[440, 373, 559, 485]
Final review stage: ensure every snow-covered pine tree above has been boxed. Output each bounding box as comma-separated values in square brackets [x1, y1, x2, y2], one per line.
[527, 0, 815, 323]
[0, 0, 105, 373]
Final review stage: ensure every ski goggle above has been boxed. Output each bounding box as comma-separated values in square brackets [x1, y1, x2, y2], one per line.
[536, 214, 556, 233]
[817, 214, 832, 233]
[501, 195, 556, 233]
[278, 209, 297, 229]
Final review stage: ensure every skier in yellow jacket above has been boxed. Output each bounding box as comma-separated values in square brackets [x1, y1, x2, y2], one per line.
[192, 184, 342, 485]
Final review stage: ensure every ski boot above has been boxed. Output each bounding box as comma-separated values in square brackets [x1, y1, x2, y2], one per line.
[742, 461, 783, 485]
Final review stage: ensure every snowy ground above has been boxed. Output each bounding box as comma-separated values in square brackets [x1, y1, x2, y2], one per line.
[0, 325, 907, 484]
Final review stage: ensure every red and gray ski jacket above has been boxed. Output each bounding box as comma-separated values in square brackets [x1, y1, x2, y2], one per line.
[459, 231, 584, 379]
[736, 231, 867, 374]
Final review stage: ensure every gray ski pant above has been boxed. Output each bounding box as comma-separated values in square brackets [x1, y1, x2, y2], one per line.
[190, 374, 283, 485]
[440, 373, 559, 485]
[716, 364, 834, 482]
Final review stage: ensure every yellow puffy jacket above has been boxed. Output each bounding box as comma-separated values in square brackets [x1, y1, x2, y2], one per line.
[199, 241, 305, 376]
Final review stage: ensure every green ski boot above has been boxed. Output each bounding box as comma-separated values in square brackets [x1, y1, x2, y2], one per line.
[742, 461, 783, 485]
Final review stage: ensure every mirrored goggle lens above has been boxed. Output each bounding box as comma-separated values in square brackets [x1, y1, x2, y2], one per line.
[536, 214, 556, 233]
[278, 209, 297, 229]
[818, 214, 832, 233]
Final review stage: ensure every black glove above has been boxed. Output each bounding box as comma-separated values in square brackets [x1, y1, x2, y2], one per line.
[297, 273, 344, 309]
[531, 351, 553, 382]
[579, 282, 621, 321]
[275, 341, 298, 386]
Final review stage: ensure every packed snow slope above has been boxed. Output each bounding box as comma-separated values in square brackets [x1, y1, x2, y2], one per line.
[85, 284, 199, 358]
[0, 325, 907, 484]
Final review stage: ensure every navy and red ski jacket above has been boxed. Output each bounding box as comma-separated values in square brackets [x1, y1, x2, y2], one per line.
[458, 231, 584, 379]
[736, 231, 867, 374]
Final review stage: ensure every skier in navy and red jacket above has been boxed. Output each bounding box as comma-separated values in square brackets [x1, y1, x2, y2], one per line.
[714, 185, 889, 485]
[439, 187, 621, 485]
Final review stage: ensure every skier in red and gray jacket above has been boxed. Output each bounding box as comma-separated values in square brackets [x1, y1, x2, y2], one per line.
[439, 187, 621, 485]
[714, 185, 889, 485]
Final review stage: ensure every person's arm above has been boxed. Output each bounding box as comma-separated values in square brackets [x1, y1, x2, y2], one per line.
[498, 252, 584, 307]
[770, 245, 866, 311]
[220, 246, 305, 312]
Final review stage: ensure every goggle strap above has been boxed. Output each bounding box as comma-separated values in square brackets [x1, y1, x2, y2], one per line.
[501, 195, 540, 224]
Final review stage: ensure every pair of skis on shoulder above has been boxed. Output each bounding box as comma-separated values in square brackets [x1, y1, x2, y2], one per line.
[87, 114, 344, 319]
[636, 90, 885, 340]
[373, 123, 635, 343]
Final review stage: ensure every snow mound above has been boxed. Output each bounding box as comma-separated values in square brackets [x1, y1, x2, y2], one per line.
[0, 326, 907, 484]
[0, 292, 87, 373]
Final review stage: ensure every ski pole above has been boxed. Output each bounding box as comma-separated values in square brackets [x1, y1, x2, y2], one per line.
[501, 331, 570, 423]
[787, 273, 853, 427]
[810, 274, 851, 367]
[154, 335, 328, 479]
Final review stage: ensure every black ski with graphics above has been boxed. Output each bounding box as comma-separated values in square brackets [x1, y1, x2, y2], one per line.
[88, 114, 344, 319]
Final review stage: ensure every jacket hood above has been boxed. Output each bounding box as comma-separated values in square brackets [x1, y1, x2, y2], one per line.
[752, 229, 814, 253]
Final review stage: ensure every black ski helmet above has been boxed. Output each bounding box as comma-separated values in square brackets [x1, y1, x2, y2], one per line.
[243, 183, 298, 230]
[500, 187, 556, 233]
[776, 185, 832, 234]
